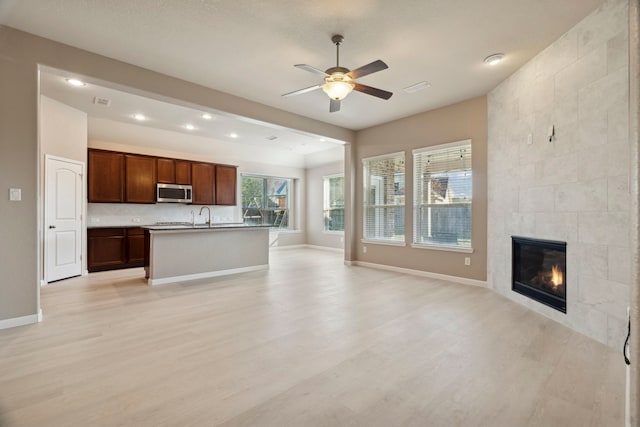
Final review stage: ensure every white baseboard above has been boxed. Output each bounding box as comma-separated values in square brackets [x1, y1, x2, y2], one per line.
[0, 313, 40, 330]
[148, 264, 269, 286]
[351, 261, 487, 288]
[270, 244, 307, 251]
[38, 308, 43, 322]
[304, 244, 344, 253]
[40, 279, 47, 288]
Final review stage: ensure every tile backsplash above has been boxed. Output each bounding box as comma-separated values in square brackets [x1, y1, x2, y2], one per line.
[88, 203, 240, 226]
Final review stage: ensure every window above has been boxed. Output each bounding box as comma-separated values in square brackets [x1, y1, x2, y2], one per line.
[413, 140, 472, 250]
[241, 175, 291, 228]
[362, 152, 405, 244]
[323, 175, 345, 232]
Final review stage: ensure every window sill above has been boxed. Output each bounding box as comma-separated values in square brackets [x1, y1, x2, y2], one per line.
[323, 230, 344, 235]
[361, 239, 406, 247]
[411, 243, 474, 253]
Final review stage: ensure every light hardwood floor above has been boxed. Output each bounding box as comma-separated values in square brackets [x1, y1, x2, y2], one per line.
[0, 248, 625, 426]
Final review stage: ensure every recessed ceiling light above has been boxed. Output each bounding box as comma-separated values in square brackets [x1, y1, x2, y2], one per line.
[483, 53, 505, 66]
[229, 133, 239, 138]
[201, 113, 213, 120]
[403, 81, 431, 93]
[319, 138, 326, 142]
[133, 114, 146, 121]
[66, 78, 86, 87]
[185, 124, 195, 130]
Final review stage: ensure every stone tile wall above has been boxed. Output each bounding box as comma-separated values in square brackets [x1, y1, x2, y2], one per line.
[487, 0, 630, 347]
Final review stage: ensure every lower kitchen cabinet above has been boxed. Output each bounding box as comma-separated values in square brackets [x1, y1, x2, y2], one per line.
[88, 227, 145, 272]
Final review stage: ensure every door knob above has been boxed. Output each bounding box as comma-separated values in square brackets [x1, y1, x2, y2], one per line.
[49, 225, 56, 229]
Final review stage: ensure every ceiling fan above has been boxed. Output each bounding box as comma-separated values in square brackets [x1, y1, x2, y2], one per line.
[282, 35, 392, 113]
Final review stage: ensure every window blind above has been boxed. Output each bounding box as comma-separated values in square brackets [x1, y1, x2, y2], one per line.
[413, 140, 472, 248]
[362, 152, 405, 243]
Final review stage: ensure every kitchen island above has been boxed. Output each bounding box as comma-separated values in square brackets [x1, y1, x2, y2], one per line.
[143, 224, 269, 286]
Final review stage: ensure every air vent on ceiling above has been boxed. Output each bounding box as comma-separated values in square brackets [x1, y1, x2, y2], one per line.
[403, 81, 431, 94]
[265, 135, 278, 141]
[93, 97, 111, 107]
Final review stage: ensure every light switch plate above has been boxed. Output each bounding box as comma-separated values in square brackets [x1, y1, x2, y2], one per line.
[9, 188, 21, 201]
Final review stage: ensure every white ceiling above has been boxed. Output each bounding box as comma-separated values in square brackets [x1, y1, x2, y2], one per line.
[39, 67, 344, 157]
[2, 0, 606, 131]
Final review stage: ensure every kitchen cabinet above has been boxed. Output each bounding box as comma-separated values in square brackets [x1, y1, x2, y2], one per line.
[175, 160, 192, 185]
[125, 154, 157, 203]
[215, 165, 237, 205]
[156, 158, 175, 183]
[191, 162, 215, 205]
[88, 227, 145, 272]
[88, 150, 124, 202]
[89, 149, 234, 205]
[127, 227, 145, 265]
[88, 228, 127, 271]
[157, 158, 191, 185]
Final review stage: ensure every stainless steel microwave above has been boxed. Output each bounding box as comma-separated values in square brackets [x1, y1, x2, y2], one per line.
[156, 183, 193, 203]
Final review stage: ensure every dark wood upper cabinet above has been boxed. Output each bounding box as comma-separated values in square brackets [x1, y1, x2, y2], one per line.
[215, 165, 237, 206]
[156, 158, 175, 184]
[88, 150, 124, 202]
[175, 160, 192, 185]
[125, 154, 157, 204]
[191, 162, 215, 205]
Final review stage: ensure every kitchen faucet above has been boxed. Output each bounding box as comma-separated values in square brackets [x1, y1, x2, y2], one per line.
[199, 206, 211, 226]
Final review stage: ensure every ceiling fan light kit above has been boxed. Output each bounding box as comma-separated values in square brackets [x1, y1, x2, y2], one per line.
[283, 34, 392, 112]
[321, 72, 355, 100]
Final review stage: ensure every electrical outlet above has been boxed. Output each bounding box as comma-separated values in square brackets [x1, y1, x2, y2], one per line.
[363, 246, 367, 253]
[132, 217, 141, 223]
[465, 257, 471, 266]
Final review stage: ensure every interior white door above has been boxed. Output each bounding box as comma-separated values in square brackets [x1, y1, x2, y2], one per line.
[46, 157, 83, 282]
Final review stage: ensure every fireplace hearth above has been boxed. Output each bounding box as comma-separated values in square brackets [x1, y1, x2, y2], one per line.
[512, 236, 567, 313]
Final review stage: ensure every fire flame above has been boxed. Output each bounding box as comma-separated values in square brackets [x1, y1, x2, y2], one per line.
[550, 264, 563, 287]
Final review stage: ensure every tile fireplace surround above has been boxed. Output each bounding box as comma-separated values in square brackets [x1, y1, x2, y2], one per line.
[488, 0, 630, 348]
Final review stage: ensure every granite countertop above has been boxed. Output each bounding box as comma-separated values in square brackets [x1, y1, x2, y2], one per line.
[143, 223, 270, 231]
[88, 222, 269, 230]
[87, 224, 153, 229]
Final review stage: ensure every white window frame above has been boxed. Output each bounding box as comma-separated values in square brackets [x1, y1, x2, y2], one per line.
[412, 140, 473, 253]
[323, 174, 345, 234]
[362, 151, 406, 246]
[241, 174, 293, 230]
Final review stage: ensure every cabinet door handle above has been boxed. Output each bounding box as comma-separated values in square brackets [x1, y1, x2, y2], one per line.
[49, 225, 56, 229]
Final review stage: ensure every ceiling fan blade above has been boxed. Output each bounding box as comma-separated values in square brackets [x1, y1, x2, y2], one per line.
[347, 60, 388, 79]
[282, 84, 322, 97]
[294, 64, 328, 76]
[329, 99, 341, 113]
[353, 83, 393, 100]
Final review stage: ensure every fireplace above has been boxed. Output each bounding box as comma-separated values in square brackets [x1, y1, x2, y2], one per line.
[512, 236, 566, 313]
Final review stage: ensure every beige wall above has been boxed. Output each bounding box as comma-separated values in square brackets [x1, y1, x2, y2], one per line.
[40, 96, 87, 163]
[40, 95, 88, 275]
[354, 96, 488, 281]
[0, 25, 353, 324]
